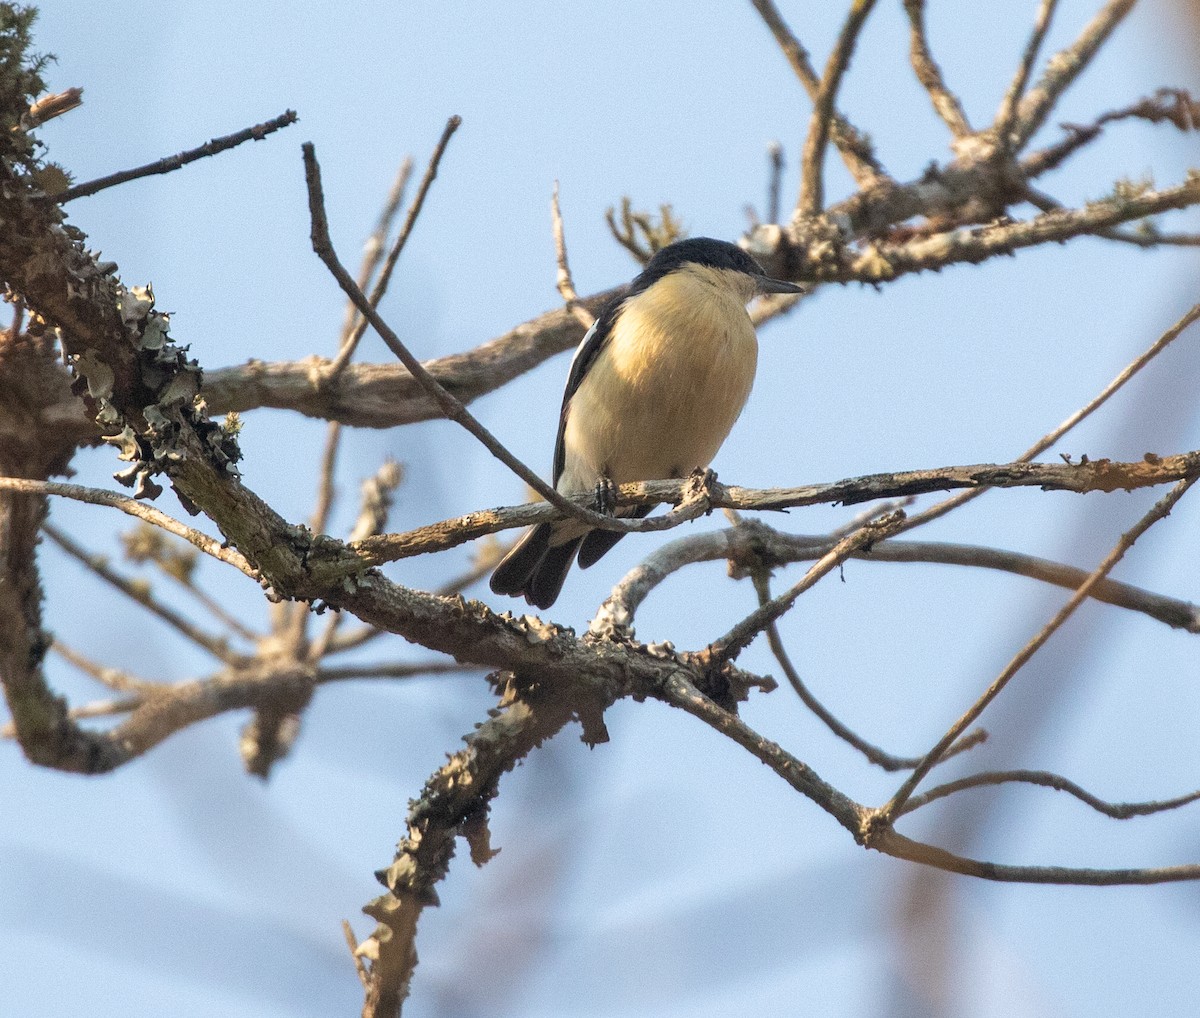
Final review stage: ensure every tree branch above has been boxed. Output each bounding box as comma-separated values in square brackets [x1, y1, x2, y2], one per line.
[798, 0, 879, 216]
[874, 474, 1198, 827]
[59, 110, 298, 202]
[898, 768, 1200, 819]
[903, 0, 972, 138]
[1011, 0, 1137, 149]
[357, 452, 1200, 566]
[326, 116, 461, 375]
[748, 0, 883, 187]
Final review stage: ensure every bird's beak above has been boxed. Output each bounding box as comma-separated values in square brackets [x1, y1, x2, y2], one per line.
[756, 275, 805, 294]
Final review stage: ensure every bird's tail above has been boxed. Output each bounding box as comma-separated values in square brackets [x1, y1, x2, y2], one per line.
[489, 523, 584, 610]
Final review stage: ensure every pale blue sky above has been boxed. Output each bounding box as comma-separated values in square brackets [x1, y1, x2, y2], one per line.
[5, 3, 1200, 1016]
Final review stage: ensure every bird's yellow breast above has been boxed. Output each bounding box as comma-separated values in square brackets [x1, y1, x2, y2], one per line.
[560, 264, 758, 493]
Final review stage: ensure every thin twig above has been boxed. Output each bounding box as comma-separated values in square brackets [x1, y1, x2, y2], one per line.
[766, 141, 784, 224]
[0, 477, 257, 576]
[342, 921, 370, 990]
[327, 118, 461, 375]
[338, 158, 414, 349]
[903, 0, 972, 138]
[53, 640, 152, 692]
[44, 524, 243, 666]
[1023, 87, 1200, 178]
[60, 110, 298, 202]
[897, 301, 1200, 533]
[551, 181, 595, 329]
[1, 694, 142, 739]
[703, 510, 907, 665]
[748, 0, 883, 187]
[655, 670, 1200, 885]
[898, 769, 1200, 819]
[799, 0, 880, 217]
[752, 570, 987, 771]
[1011, 0, 1137, 150]
[316, 661, 475, 683]
[876, 474, 1199, 826]
[995, 0, 1060, 146]
[303, 141, 626, 532]
[873, 828, 1200, 885]
[356, 451, 1200, 566]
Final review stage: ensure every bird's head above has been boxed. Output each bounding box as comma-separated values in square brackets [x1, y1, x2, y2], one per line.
[638, 237, 804, 304]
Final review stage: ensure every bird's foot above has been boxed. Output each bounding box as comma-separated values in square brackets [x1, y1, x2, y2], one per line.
[682, 467, 718, 514]
[593, 475, 618, 515]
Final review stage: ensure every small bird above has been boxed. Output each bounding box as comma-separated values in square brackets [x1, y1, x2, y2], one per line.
[490, 236, 803, 609]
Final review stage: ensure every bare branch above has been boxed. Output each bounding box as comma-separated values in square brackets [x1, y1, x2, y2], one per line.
[873, 828, 1200, 885]
[309, 159, 415, 590]
[0, 477, 257, 576]
[995, 0, 1059, 145]
[876, 474, 1199, 826]
[44, 524, 244, 665]
[903, 0, 972, 138]
[1011, 0, 1137, 150]
[303, 141, 617, 533]
[327, 117, 461, 375]
[550, 181, 595, 329]
[359, 452, 1200, 566]
[748, 0, 883, 187]
[1024, 87, 1200, 179]
[799, 0, 880, 217]
[59, 110, 298, 202]
[315, 660, 474, 683]
[898, 769, 1200, 819]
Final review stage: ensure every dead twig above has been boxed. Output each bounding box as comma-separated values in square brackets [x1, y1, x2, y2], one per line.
[903, 0, 972, 138]
[551, 181, 595, 329]
[748, 0, 883, 187]
[875, 474, 1199, 827]
[799, 0, 880, 217]
[59, 110, 298, 202]
[303, 141, 627, 533]
[897, 769, 1200, 819]
[327, 118, 461, 375]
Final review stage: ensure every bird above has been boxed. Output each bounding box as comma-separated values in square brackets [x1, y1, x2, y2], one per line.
[490, 236, 803, 609]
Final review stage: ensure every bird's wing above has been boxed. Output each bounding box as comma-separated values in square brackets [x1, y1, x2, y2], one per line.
[551, 257, 671, 485]
[552, 299, 620, 485]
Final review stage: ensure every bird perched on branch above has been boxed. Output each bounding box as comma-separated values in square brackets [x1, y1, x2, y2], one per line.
[490, 236, 803, 609]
